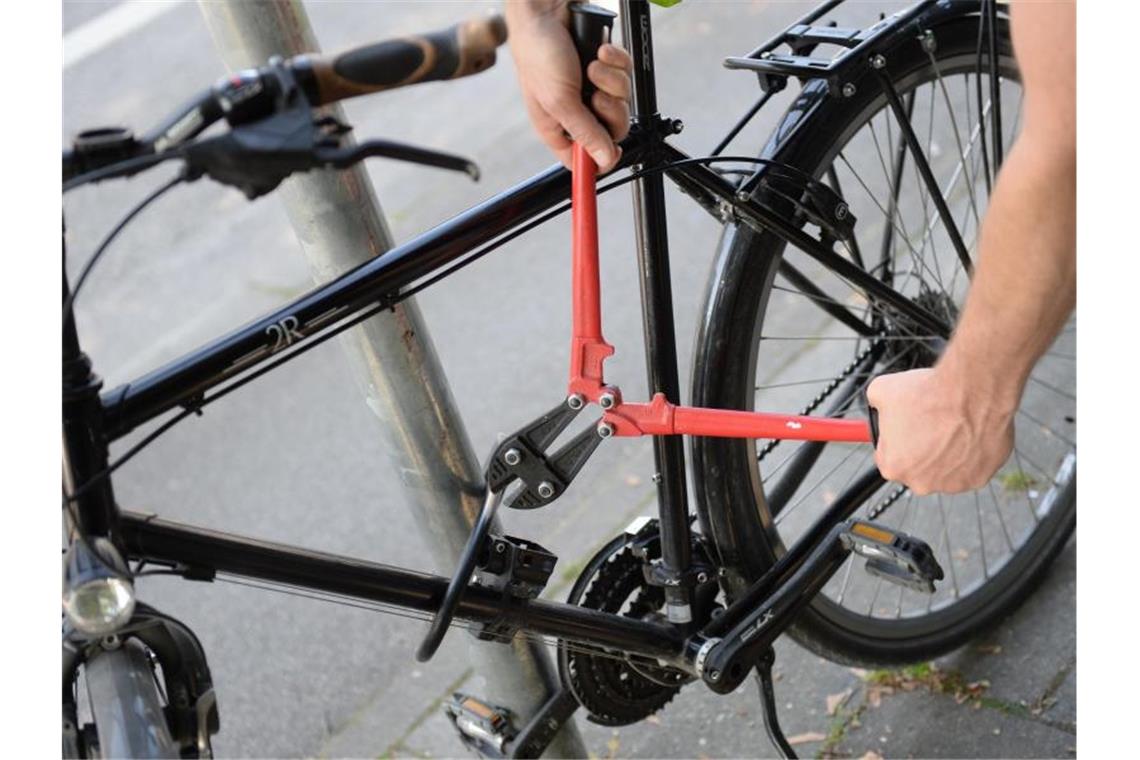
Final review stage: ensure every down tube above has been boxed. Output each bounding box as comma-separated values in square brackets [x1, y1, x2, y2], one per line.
[100, 164, 579, 441]
[119, 510, 685, 660]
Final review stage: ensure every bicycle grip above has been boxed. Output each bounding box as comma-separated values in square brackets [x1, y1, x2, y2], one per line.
[293, 14, 507, 107]
[569, 3, 617, 104]
[864, 386, 880, 449]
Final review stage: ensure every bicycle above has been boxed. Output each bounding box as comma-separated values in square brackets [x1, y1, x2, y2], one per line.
[62, 1, 1076, 757]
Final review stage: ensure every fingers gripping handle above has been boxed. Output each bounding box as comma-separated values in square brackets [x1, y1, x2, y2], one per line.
[295, 14, 507, 106]
[570, 3, 617, 105]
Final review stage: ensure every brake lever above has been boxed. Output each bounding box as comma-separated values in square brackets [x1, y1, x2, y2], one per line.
[314, 140, 480, 181]
[181, 54, 480, 198]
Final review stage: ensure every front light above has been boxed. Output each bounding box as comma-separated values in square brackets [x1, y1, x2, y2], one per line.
[63, 538, 136, 636]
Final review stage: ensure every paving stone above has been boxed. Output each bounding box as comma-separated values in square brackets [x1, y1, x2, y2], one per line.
[836, 689, 1075, 759]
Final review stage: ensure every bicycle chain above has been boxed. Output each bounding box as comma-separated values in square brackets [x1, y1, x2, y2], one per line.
[867, 483, 908, 520]
[754, 337, 911, 520]
[756, 339, 880, 463]
[562, 546, 687, 726]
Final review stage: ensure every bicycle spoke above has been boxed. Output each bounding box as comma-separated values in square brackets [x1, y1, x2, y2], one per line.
[769, 283, 871, 313]
[926, 51, 982, 227]
[837, 152, 949, 293]
[1010, 446, 1066, 491]
[775, 445, 867, 526]
[1011, 448, 1042, 524]
[835, 553, 857, 606]
[984, 0, 1005, 172]
[936, 494, 960, 600]
[912, 94, 990, 298]
[868, 112, 912, 280]
[755, 373, 880, 392]
[973, 16, 994, 192]
[986, 480, 1016, 555]
[759, 334, 943, 342]
[1027, 373, 1077, 401]
[909, 83, 947, 291]
[873, 68, 973, 275]
[1016, 407, 1076, 448]
[974, 489, 989, 580]
[866, 572, 887, 616]
[776, 261, 877, 336]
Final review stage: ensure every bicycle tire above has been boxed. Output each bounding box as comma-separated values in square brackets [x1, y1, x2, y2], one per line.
[691, 3, 1076, 666]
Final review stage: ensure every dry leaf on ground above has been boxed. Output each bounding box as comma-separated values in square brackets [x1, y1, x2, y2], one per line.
[860, 752, 885, 760]
[827, 688, 854, 716]
[867, 685, 894, 708]
[786, 732, 827, 746]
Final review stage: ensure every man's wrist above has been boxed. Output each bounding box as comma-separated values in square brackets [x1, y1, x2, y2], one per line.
[935, 343, 1024, 416]
[505, 0, 568, 27]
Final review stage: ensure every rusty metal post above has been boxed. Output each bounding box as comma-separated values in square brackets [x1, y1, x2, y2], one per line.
[196, 1, 585, 755]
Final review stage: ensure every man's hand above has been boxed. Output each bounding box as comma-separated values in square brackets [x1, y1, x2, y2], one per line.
[505, 0, 633, 172]
[866, 366, 1016, 496]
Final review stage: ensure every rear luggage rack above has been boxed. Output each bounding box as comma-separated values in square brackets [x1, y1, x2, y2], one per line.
[723, 0, 937, 92]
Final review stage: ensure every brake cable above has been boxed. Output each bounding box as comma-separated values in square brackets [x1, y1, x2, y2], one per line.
[63, 172, 186, 325]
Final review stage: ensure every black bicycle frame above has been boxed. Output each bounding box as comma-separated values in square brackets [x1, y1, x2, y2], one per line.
[65, 0, 953, 665]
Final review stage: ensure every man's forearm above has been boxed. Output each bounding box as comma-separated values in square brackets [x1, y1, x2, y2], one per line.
[936, 0, 1076, 410]
[937, 130, 1076, 409]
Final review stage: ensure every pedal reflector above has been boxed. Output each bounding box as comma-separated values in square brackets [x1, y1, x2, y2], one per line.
[444, 693, 517, 757]
[841, 520, 945, 594]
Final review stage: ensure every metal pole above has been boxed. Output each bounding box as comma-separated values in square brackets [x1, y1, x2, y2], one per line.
[196, 2, 585, 756]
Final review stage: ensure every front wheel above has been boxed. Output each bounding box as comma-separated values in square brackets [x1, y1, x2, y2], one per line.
[70, 639, 180, 758]
[691, 5, 1075, 666]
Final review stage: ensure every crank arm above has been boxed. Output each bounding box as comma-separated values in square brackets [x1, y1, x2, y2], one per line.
[691, 521, 852, 694]
[690, 518, 942, 694]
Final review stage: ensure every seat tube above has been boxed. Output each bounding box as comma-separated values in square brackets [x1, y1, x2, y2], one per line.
[620, 0, 693, 625]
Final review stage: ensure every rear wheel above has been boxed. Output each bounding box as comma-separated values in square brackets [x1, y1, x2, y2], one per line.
[691, 7, 1075, 665]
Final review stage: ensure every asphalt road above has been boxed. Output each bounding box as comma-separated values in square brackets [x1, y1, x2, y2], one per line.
[63, 1, 1076, 757]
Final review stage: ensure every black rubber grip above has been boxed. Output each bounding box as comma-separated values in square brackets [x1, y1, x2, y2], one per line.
[569, 3, 617, 104]
[292, 14, 507, 106]
[864, 388, 880, 448]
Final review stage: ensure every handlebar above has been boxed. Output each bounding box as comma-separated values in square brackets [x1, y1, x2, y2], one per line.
[291, 13, 507, 107]
[65, 13, 506, 186]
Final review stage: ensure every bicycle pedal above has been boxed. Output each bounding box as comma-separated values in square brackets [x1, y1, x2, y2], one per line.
[444, 693, 517, 758]
[841, 520, 944, 594]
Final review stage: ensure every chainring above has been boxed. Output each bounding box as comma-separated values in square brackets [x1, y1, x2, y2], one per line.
[557, 543, 689, 726]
